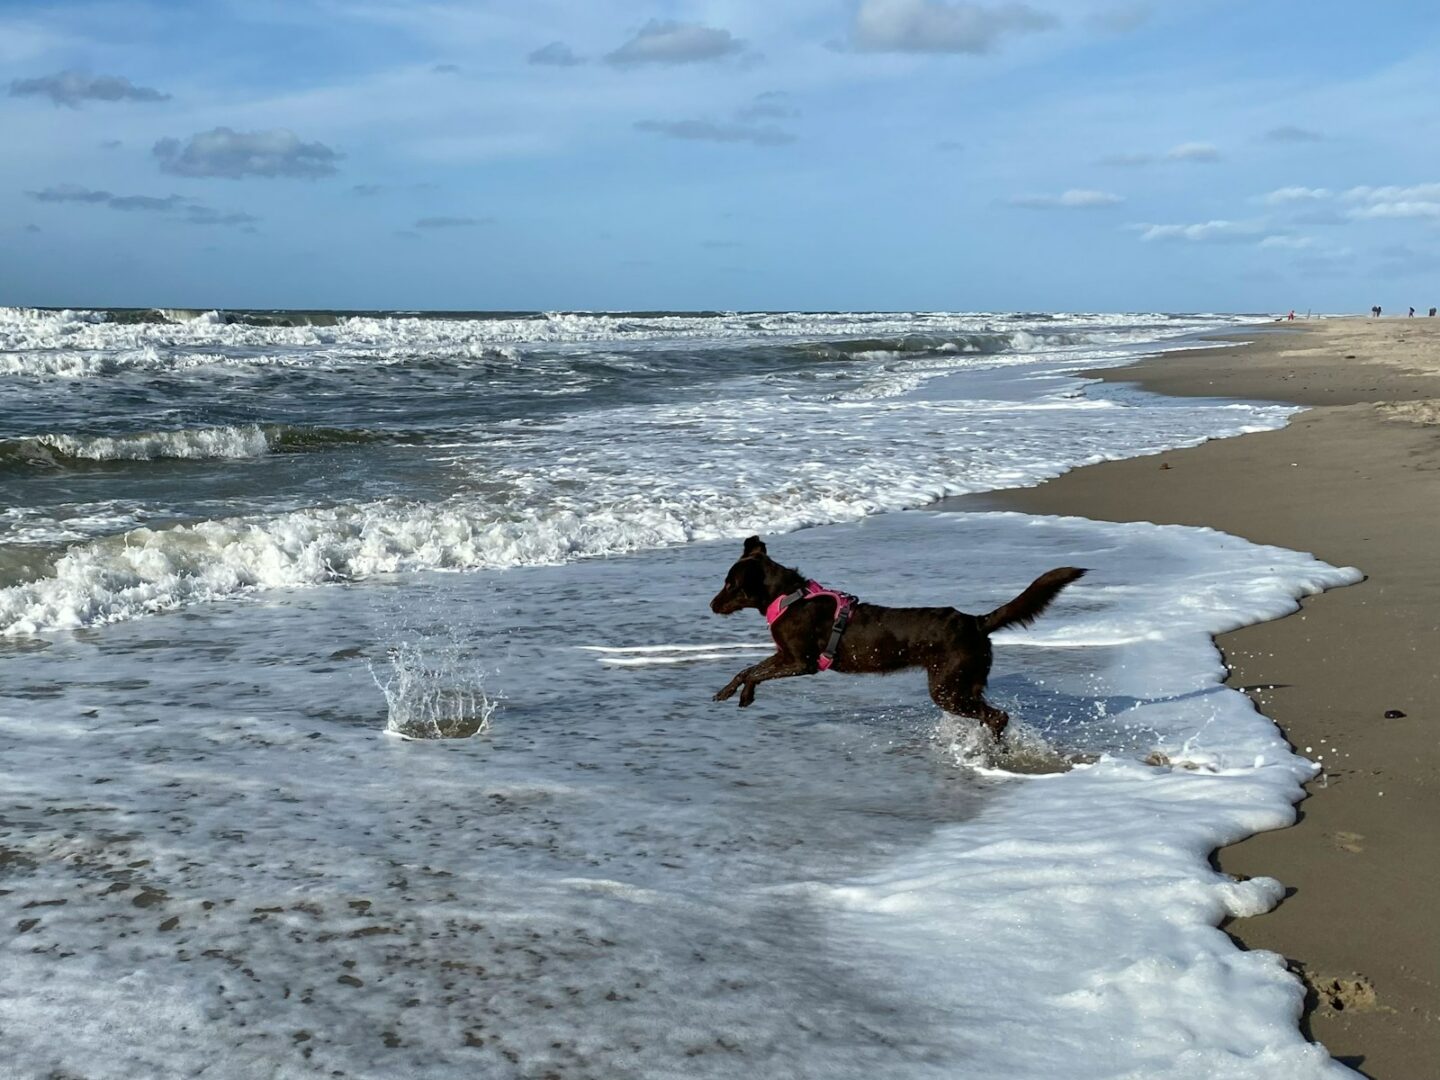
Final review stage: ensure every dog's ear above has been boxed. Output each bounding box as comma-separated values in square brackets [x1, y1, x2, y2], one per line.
[742, 535, 767, 557]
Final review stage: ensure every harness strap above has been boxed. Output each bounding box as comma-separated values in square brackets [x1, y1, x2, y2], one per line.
[765, 580, 858, 672]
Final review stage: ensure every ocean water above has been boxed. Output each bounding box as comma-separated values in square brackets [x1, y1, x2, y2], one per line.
[0, 308, 1359, 1078]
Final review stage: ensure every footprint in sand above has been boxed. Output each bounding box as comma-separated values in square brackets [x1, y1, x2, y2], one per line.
[1303, 971, 1381, 1015]
[1329, 830, 1365, 854]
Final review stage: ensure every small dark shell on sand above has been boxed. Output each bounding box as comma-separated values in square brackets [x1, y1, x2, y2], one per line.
[1383, 709, 1406, 719]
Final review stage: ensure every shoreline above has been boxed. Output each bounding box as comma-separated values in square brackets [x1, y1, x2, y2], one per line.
[952, 319, 1440, 1078]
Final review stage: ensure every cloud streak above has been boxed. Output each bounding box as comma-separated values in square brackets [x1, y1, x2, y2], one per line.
[28, 184, 114, 205]
[1099, 142, 1222, 167]
[1257, 235, 1317, 250]
[736, 92, 798, 122]
[1134, 220, 1263, 243]
[634, 119, 797, 146]
[606, 21, 744, 66]
[9, 70, 170, 107]
[1165, 142, 1220, 162]
[1264, 125, 1324, 143]
[1010, 189, 1123, 208]
[852, 0, 1056, 55]
[1345, 183, 1440, 220]
[26, 185, 255, 226]
[529, 41, 584, 66]
[184, 206, 259, 226]
[1263, 186, 1331, 205]
[154, 128, 342, 179]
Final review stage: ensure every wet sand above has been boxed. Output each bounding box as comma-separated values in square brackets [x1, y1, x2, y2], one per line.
[952, 318, 1440, 1078]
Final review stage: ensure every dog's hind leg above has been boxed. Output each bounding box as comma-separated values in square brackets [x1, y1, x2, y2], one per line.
[957, 699, 1010, 738]
[927, 665, 1010, 738]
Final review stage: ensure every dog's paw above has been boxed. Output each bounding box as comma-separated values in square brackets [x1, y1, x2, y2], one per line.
[738, 688, 755, 708]
[713, 686, 736, 702]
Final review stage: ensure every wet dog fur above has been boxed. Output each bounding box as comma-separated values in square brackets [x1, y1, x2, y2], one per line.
[709, 536, 1085, 737]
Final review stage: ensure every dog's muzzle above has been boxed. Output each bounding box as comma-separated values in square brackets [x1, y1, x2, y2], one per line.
[710, 592, 741, 615]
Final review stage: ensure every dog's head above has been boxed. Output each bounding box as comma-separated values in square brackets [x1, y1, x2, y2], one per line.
[709, 535, 773, 615]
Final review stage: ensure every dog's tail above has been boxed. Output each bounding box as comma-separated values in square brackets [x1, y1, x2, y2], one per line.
[980, 567, 1086, 635]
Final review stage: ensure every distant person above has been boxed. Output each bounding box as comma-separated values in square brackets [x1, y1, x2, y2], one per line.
[1430, 307, 1436, 317]
[1371, 305, 1380, 317]
[1409, 306, 1416, 317]
[1287, 310, 1296, 320]
[1377, 306, 1383, 317]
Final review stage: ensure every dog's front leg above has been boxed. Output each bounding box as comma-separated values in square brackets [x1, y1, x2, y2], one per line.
[714, 662, 759, 702]
[736, 653, 817, 708]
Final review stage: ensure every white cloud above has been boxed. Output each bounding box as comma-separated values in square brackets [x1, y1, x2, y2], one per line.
[1135, 220, 1262, 243]
[606, 20, 744, 66]
[1343, 184, 1440, 220]
[1010, 189, 1124, 208]
[1350, 201, 1440, 220]
[852, 0, 1056, 55]
[1345, 183, 1440, 201]
[1262, 186, 1331, 205]
[9, 70, 170, 107]
[153, 127, 343, 179]
[1165, 142, 1220, 162]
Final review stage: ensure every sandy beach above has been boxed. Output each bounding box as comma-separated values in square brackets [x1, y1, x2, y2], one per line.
[958, 318, 1440, 1078]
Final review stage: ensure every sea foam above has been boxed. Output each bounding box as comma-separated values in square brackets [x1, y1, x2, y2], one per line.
[0, 512, 1359, 1078]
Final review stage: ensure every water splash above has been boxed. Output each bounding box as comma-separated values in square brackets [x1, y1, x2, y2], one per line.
[934, 712, 1077, 775]
[369, 638, 498, 740]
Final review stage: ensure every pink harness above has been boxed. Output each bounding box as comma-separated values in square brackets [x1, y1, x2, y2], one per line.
[765, 580, 858, 671]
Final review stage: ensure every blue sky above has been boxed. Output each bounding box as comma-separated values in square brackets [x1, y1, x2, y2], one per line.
[3, 0, 1439, 312]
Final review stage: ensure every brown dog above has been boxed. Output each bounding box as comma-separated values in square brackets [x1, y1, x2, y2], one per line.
[709, 536, 1085, 736]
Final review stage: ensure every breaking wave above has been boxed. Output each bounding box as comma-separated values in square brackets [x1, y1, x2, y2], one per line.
[0, 384, 1283, 636]
[0, 494, 831, 635]
[0, 425, 398, 470]
[0, 305, 1240, 379]
[795, 330, 1096, 361]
